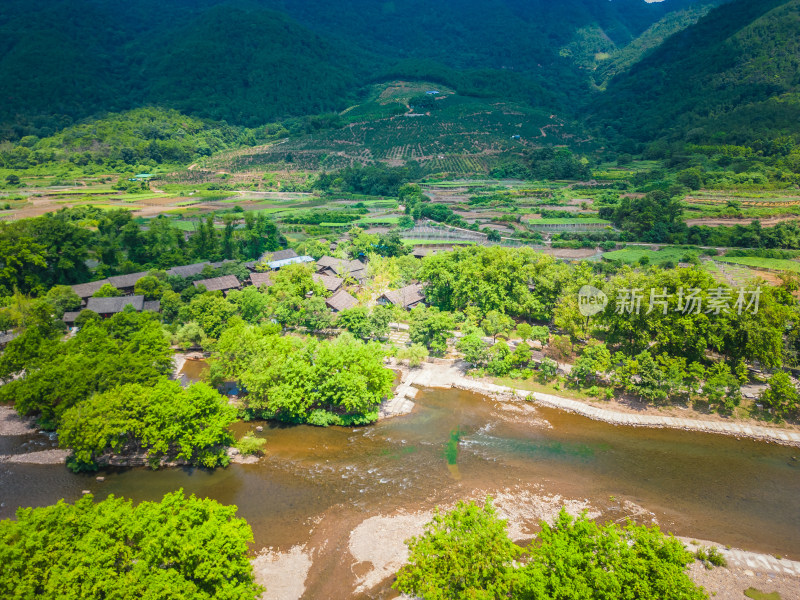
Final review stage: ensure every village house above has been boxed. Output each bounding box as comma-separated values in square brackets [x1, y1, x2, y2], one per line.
[71, 279, 111, 304]
[312, 273, 343, 294]
[260, 248, 298, 263]
[166, 260, 234, 279]
[378, 283, 426, 310]
[85, 295, 146, 318]
[249, 272, 274, 289]
[105, 271, 149, 294]
[325, 289, 358, 313]
[315, 256, 367, 282]
[268, 255, 314, 270]
[193, 275, 241, 294]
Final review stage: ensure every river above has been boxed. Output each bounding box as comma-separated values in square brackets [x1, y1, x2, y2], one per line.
[2, 386, 799, 596]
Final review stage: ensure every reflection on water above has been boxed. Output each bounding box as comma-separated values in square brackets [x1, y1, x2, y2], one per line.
[2, 387, 800, 560]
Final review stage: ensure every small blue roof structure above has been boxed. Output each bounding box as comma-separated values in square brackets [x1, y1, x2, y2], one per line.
[426, 90, 440, 95]
[268, 255, 314, 270]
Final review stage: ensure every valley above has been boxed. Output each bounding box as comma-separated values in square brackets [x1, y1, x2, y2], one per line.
[2, 1, 800, 599]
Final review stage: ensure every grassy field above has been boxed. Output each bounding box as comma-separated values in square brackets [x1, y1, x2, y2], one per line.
[603, 247, 701, 265]
[359, 216, 400, 224]
[716, 256, 800, 273]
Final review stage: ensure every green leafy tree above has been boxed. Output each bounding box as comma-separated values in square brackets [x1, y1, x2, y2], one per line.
[510, 342, 532, 368]
[302, 296, 333, 333]
[456, 333, 489, 367]
[376, 231, 411, 257]
[42, 285, 81, 317]
[397, 343, 429, 367]
[0, 222, 46, 295]
[394, 498, 521, 600]
[228, 286, 273, 324]
[92, 283, 123, 297]
[516, 322, 533, 342]
[59, 381, 236, 471]
[487, 341, 513, 376]
[760, 371, 799, 420]
[159, 289, 183, 323]
[529, 325, 550, 345]
[268, 263, 325, 300]
[0, 491, 263, 600]
[516, 510, 707, 600]
[185, 293, 237, 339]
[702, 362, 741, 413]
[482, 310, 514, 342]
[395, 501, 706, 600]
[212, 324, 393, 425]
[0, 310, 173, 428]
[337, 306, 374, 338]
[133, 275, 168, 300]
[370, 305, 393, 339]
[571, 342, 611, 387]
[345, 227, 379, 259]
[409, 307, 455, 356]
[419, 247, 569, 321]
[538, 357, 558, 383]
[176, 322, 206, 349]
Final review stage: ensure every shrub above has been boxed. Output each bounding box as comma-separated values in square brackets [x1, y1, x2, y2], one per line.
[236, 434, 266, 456]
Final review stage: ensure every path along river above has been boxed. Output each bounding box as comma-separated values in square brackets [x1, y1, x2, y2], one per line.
[2, 386, 800, 597]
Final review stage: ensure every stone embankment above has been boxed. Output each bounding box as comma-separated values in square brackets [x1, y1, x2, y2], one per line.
[387, 359, 800, 447]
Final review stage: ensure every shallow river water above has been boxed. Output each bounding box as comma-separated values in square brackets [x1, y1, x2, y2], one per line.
[2, 387, 800, 595]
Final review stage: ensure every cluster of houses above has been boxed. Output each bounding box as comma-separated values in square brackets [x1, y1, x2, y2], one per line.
[64, 248, 429, 325]
[63, 259, 236, 325]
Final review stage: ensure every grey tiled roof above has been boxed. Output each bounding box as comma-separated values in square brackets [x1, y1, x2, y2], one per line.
[316, 257, 366, 278]
[71, 279, 110, 298]
[325, 289, 358, 312]
[106, 271, 149, 289]
[166, 262, 212, 278]
[312, 273, 343, 293]
[166, 260, 234, 278]
[86, 295, 145, 314]
[143, 300, 161, 313]
[209, 260, 235, 269]
[381, 283, 425, 308]
[260, 248, 298, 262]
[193, 275, 241, 292]
[250, 272, 274, 288]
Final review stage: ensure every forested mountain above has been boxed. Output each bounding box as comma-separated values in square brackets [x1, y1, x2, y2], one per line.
[594, 0, 800, 145]
[0, 0, 710, 138]
[2, 0, 796, 150]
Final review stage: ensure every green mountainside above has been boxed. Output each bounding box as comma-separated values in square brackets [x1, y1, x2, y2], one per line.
[589, 0, 727, 88]
[0, 0, 705, 138]
[594, 0, 800, 145]
[0, 0, 797, 156]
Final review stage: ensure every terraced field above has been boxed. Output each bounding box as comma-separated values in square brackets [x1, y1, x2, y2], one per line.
[198, 92, 586, 176]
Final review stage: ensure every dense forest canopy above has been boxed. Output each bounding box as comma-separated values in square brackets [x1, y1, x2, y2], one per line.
[0, 0, 732, 138]
[594, 0, 800, 145]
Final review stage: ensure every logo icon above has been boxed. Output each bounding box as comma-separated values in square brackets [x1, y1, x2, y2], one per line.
[578, 285, 608, 317]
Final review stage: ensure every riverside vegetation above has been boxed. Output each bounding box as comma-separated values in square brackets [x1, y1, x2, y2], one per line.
[3, 0, 800, 597]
